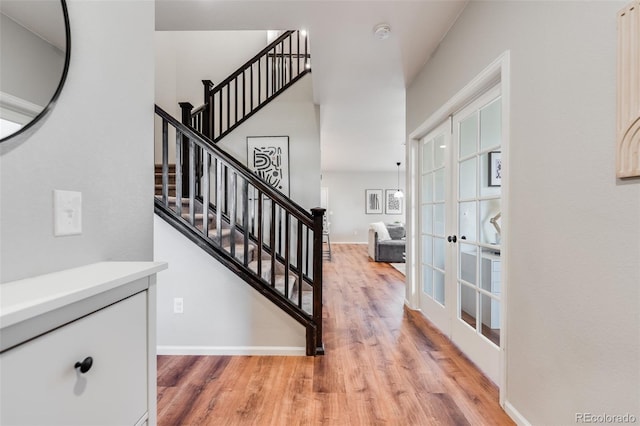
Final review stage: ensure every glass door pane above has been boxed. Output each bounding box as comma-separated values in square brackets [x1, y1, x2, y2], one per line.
[459, 113, 477, 158]
[455, 92, 502, 350]
[420, 123, 449, 318]
[480, 98, 501, 151]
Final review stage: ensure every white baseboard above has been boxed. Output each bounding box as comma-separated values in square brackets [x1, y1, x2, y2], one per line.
[332, 241, 367, 245]
[504, 400, 531, 426]
[404, 299, 420, 310]
[157, 345, 306, 356]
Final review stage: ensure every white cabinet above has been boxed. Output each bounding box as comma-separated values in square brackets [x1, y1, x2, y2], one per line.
[0, 262, 167, 426]
[460, 251, 501, 329]
[481, 253, 501, 329]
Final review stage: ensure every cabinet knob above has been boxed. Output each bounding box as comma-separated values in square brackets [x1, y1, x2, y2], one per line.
[74, 356, 93, 374]
[447, 235, 457, 243]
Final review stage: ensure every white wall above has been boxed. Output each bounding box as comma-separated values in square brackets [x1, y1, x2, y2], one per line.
[0, 1, 154, 283]
[218, 75, 321, 211]
[154, 216, 306, 354]
[154, 30, 268, 152]
[322, 171, 405, 243]
[406, 1, 640, 424]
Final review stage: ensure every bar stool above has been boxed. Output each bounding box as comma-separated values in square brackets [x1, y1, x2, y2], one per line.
[322, 215, 331, 261]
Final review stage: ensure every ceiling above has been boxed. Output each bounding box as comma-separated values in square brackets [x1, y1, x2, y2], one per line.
[156, 0, 468, 172]
[0, 1, 67, 50]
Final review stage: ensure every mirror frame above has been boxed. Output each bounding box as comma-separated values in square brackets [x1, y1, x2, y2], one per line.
[0, 0, 71, 144]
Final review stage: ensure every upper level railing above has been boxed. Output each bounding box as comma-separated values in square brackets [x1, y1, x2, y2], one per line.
[184, 30, 310, 142]
[154, 104, 324, 355]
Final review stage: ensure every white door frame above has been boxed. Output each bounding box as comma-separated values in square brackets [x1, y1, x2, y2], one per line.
[405, 51, 511, 403]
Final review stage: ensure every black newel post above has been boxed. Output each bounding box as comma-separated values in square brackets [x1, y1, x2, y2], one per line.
[202, 80, 213, 140]
[179, 102, 194, 197]
[310, 207, 326, 355]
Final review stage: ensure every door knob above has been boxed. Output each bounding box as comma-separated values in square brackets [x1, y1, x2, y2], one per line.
[447, 235, 457, 243]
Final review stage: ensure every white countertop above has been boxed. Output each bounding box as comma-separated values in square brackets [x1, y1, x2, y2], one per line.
[1, 262, 167, 330]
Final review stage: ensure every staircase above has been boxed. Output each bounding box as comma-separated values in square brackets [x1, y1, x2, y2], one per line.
[154, 30, 324, 355]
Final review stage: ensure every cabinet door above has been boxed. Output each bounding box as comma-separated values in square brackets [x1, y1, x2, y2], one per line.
[0, 292, 148, 426]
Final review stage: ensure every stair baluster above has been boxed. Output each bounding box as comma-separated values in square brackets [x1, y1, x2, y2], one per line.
[202, 153, 210, 238]
[175, 130, 183, 217]
[161, 119, 169, 205]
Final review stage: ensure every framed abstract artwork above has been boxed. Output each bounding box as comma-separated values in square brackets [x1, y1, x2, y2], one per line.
[385, 189, 402, 214]
[247, 136, 290, 195]
[365, 189, 383, 214]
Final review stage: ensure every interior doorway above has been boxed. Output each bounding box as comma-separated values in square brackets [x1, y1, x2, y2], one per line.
[408, 53, 510, 392]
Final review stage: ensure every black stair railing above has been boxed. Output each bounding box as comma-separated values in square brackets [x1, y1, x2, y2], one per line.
[155, 105, 324, 356]
[183, 30, 310, 143]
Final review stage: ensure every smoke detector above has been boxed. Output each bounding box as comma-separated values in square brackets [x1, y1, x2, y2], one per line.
[373, 23, 391, 40]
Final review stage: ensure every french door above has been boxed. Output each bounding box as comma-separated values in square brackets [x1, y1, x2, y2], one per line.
[418, 120, 452, 335]
[419, 86, 503, 383]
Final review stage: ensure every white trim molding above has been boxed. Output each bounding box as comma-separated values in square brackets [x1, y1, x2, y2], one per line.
[0, 91, 42, 125]
[504, 401, 532, 426]
[157, 345, 306, 356]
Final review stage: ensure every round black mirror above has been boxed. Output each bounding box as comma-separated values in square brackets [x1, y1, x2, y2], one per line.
[0, 0, 71, 142]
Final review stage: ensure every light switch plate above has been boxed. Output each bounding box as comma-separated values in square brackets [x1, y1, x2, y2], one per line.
[173, 297, 184, 314]
[53, 190, 82, 236]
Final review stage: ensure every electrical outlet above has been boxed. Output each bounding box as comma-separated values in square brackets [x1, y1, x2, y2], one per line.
[53, 190, 82, 236]
[173, 297, 184, 314]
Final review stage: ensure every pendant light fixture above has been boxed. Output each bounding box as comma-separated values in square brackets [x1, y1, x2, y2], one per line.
[394, 162, 404, 198]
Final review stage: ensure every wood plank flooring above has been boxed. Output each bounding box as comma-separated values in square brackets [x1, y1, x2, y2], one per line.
[157, 244, 514, 425]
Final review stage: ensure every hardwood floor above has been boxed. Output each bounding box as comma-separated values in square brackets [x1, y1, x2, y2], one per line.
[157, 244, 514, 425]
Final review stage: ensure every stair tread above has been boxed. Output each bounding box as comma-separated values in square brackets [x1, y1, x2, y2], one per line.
[207, 228, 232, 238]
[247, 261, 302, 289]
[273, 274, 297, 293]
[155, 164, 176, 172]
[248, 260, 273, 280]
[223, 243, 256, 251]
[182, 212, 214, 220]
[155, 175, 176, 184]
[157, 195, 191, 205]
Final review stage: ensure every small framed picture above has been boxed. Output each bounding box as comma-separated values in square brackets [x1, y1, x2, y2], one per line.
[488, 151, 502, 187]
[385, 189, 402, 214]
[365, 189, 383, 214]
